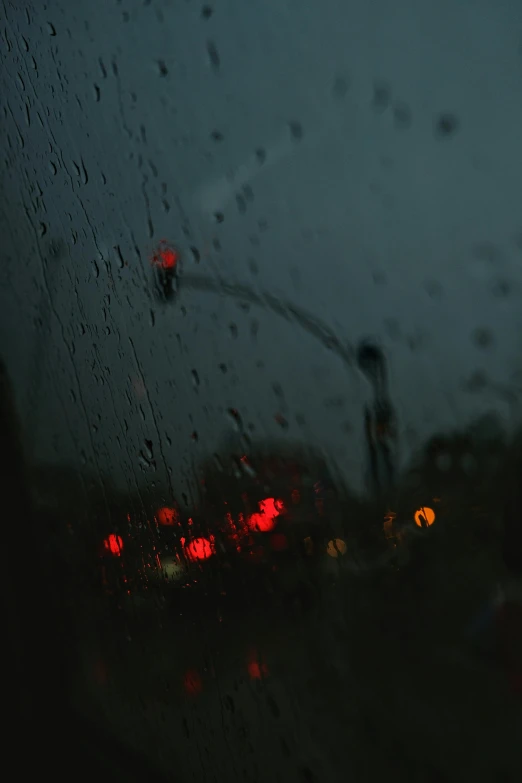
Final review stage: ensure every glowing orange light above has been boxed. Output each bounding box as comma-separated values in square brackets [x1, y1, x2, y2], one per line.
[414, 507, 436, 528]
[183, 668, 203, 696]
[150, 240, 178, 270]
[185, 537, 214, 561]
[157, 506, 178, 526]
[326, 538, 347, 557]
[104, 534, 123, 556]
[248, 497, 284, 532]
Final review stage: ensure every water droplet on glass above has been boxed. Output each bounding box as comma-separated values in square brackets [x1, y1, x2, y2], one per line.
[227, 408, 243, 432]
[139, 440, 156, 469]
[206, 40, 220, 71]
[288, 120, 304, 141]
[114, 245, 125, 269]
[157, 59, 168, 77]
[274, 413, 289, 429]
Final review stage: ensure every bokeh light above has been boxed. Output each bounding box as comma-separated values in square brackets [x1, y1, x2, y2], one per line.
[247, 497, 284, 532]
[414, 507, 436, 528]
[185, 537, 214, 561]
[326, 538, 347, 558]
[157, 506, 179, 526]
[103, 534, 123, 556]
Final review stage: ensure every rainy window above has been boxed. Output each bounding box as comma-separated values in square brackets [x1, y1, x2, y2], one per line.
[1, 1, 522, 780]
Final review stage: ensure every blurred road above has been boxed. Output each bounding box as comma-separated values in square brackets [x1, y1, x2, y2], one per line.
[76, 578, 358, 783]
[71, 555, 522, 783]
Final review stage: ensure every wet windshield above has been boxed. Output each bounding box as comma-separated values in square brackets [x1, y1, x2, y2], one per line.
[1, 2, 522, 781]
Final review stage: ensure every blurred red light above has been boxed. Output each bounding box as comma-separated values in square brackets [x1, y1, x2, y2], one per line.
[150, 240, 178, 270]
[183, 668, 203, 696]
[157, 506, 178, 526]
[247, 497, 284, 532]
[103, 534, 123, 556]
[248, 661, 263, 679]
[247, 649, 269, 680]
[185, 537, 214, 561]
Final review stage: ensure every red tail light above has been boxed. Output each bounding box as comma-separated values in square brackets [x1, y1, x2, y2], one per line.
[103, 534, 123, 556]
[156, 506, 179, 526]
[247, 497, 284, 532]
[184, 537, 214, 561]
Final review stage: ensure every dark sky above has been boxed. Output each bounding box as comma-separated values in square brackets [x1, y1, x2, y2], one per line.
[1, 0, 522, 498]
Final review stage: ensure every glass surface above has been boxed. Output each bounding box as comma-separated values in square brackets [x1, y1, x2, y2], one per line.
[1, 2, 522, 780]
